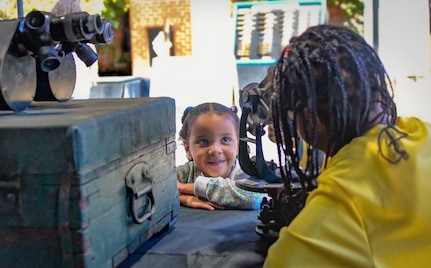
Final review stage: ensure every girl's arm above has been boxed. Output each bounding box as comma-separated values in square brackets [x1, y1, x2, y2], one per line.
[194, 176, 266, 210]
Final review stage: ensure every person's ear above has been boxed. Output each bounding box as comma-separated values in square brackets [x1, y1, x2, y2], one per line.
[184, 142, 193, 161]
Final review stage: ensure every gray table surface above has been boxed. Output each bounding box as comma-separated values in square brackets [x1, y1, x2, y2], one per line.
[119, 206, 275, 268]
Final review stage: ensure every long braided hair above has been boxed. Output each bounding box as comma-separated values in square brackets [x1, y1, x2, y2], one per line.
[271, 25, 399, 222]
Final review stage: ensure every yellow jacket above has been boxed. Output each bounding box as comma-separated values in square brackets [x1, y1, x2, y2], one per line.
[264, 117, 431, 267]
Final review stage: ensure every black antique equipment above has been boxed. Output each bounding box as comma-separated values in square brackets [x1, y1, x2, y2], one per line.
[236, 79, 317, 238]
[0, 10, 113, 111]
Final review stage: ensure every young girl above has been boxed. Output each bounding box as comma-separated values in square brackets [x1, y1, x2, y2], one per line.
[176, 102, 267, 210]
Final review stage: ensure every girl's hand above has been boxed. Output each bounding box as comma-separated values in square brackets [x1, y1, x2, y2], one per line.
[177, 181, 195, 195]
[179, 195, 224, 211]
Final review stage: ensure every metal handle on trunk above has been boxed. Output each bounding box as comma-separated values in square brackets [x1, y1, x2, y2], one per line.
[125, 163, 155, 224]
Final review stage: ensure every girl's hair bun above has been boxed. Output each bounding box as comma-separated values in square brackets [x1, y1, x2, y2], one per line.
[230, 105, 238, 114]
[181, 106, 194, 124]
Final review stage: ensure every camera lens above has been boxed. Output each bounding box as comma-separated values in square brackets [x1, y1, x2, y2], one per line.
[85, 14, 104, 34]
[38, 46, 60, 72]
[43, 58, 60, 70]
[24, 11, 50, 33]
[29, 15, 44, 27]
[90, 19, 114, 44]
[75, 43, 98, 67]
[51, 12, 96, 42]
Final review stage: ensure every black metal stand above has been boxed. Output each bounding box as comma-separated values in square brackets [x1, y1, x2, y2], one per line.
[236, 177, 286, 238]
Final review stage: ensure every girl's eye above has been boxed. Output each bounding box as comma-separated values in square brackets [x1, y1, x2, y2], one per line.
[222, 137, 232, 143]
[197, 139, 209, 146]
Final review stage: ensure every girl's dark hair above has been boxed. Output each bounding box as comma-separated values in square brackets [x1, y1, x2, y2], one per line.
[271, 24, 399, 202]
[179, 102, 240, 142]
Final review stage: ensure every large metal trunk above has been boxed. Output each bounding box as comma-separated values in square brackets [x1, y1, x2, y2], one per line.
[0, 97, 179, 267]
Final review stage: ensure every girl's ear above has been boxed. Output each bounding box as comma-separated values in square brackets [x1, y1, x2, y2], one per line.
[184, 142, 193, 161]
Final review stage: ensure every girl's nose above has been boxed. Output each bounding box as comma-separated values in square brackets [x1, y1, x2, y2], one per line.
[209, 143, 222, 155]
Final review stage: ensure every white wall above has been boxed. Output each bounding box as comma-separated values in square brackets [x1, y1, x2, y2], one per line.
[376, 0, 431, 122]
[150, 0, 239, 165]
[190, 0, 234, 58]
[378, 0, 429, 77]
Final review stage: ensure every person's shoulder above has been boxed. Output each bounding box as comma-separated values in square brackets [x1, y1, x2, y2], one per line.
[397, 116, 431, 130]
[176, 161, 194, 172]
[176, 161, 195, 183]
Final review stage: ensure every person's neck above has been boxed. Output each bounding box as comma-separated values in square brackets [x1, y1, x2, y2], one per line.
[368, 103, 389, 127]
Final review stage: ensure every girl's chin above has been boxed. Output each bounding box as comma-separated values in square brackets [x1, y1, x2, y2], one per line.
[203, 168, 229, 178]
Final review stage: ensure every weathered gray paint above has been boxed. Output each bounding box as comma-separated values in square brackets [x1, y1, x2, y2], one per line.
[0, 97, 179, 267]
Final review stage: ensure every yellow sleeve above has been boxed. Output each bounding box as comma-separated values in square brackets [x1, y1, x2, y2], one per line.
[264, 183, 372, 267]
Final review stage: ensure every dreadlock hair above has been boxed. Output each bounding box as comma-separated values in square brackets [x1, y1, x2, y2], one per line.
[271, 25, 398, 214]
[179, 102, 240, 144]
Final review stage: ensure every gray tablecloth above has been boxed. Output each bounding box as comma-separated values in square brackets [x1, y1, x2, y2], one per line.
[119, 206, 274, 268]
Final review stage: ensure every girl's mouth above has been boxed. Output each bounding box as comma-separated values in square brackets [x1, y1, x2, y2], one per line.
[207, 160, 226, 166]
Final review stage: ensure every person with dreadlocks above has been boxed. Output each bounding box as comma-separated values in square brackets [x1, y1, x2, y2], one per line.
[264, 24, 431, 267]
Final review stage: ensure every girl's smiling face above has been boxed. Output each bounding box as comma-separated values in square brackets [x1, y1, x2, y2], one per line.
[184, 112, 239, 178]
